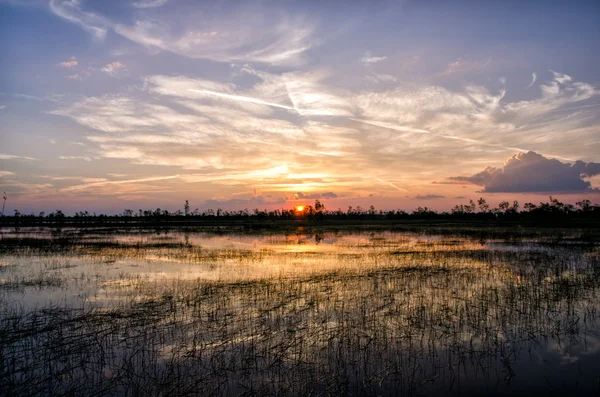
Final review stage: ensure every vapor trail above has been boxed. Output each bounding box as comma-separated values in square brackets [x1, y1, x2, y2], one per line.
[188, 89, 296, 111]
[375, 178, 407, 192]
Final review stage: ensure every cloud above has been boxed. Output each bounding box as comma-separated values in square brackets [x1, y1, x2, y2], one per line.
[203, 195, 286, 210]
[65, 73, 81, 80]
[527, 72, 537, 89]
[352, 71, 598, 165]
[0, 154, 36, 160]
[58, 58, 78, 68]
[294, 191, 338, 200]
[132, 0, 168, 8]
[365, 73, 398, 84]
[12, 93, 46, 101]
[0, 171, 15, 177]
[439, 57, 491, 76]
[149, 72, 352, 117]
[101, 61, 126, 76]
[449, 151, 600, 193]
[187, 89, 295, 111]
[49, 0, 109, 39]
[0, 105, 5, 110]
[60, 175, 180, 193]
[47, 69, 600, 203]
[505, 72, 596, 118]
[409, 194, 446, 200]
[58, 155, 92, 161]
[361, 53, 387, 64]
[48, 1, 317, 65]
[375, 178, 407, 192]
[113, 10, 315, 65]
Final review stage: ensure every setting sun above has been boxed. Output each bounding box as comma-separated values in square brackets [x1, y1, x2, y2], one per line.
[295, 205, 304, 212]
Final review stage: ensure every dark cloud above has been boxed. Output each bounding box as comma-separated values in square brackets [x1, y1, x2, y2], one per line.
[203, 195, 285, 209]
[408, 194, 446, 200]
[449, 151, 600, 193]
[294, 192, 338, 199]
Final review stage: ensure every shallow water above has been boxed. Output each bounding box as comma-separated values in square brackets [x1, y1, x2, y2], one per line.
[1, 226, 599, 395]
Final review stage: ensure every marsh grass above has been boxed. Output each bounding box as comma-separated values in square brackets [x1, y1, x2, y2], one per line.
[0, 227, 599, 396]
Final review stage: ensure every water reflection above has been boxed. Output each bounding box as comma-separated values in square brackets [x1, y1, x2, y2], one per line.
[0, 227, 599, 395]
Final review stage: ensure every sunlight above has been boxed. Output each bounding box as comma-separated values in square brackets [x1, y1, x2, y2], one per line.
[295, 205, 304, 212]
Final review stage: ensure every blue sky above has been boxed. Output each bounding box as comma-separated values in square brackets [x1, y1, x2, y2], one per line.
[1, 0, 600, 214]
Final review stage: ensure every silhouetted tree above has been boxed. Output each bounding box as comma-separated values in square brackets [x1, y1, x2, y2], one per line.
[477, 197, 490, 213]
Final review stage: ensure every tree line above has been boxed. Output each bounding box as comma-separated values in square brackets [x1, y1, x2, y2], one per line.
[2, 197, 600, 228]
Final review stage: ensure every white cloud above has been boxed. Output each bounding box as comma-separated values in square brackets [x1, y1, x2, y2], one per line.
[49, 0, 109, 39]
[187, 89, 295, 111]
[49, 0, 317, 65]
[13, 93, 47, 101]
[0, 154, 36, 160]
[132, 0, 168, 8]
[58, 156, 92, 161]
[47, 69, 600, 199]
[101, 61, 126, 76]
[58, 59, 78, 68]
[0, 105, 5, 110]
[361, 53, 387, 64]
[60, 175, 180, 193]
[527, 72, 537, 89]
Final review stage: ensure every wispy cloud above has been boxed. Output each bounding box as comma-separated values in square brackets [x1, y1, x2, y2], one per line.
[47, 68, 600, 203]
[361, 52, 387, 64]
[49, 0, 109, 39]
[132, 0, 168, 8]
[294, 191, 338, 199]
[187, 89, 295, 111]
[409, 194, 446, 200]
[12, 93, 47, 101]
[58, 61, 77, 68]
[0, 154, 36, 160]
[61, 175, 180, 193]
[58, 155, 92, 161]
[48, 1, 317, 65]
[439, 57, 491, 76]
[101, 61, 126, 76]
[376, 178, 407, 192]
[527, 72, 537, 88]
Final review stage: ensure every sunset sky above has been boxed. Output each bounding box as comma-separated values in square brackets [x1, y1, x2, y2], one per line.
[1, 0, 600, 214]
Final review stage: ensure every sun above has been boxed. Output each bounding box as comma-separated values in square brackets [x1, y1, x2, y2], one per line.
[295, 205, 304, 212]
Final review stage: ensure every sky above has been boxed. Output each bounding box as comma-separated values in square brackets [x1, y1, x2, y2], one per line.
[1, 0, 600, 215]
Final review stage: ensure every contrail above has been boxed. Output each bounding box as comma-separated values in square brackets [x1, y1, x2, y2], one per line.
[547, 103, 600, 113]
[188, 89, 296, 111]
[376, 178, 407, 192]
[62, 175, 180, 192]
[351, 118, 530, 155]
[353, 118, 577, 162]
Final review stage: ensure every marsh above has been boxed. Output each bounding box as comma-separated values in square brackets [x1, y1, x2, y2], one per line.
[1, 225, 599, 396]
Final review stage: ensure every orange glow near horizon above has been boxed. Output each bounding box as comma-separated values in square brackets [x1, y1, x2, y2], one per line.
[295, 205, 304, 212]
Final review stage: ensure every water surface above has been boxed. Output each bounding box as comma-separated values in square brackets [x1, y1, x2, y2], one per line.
[1, 226, 599, 395]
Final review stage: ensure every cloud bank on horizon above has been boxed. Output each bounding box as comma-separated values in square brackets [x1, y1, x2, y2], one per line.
[450, 151, 600, 193]
[1, 0, 599, 213]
